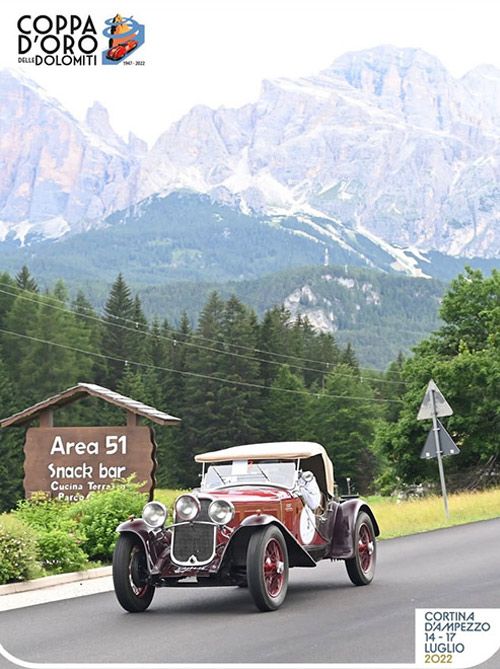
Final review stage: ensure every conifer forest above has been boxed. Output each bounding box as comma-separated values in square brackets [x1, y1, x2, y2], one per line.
[0, 265, 499, 512]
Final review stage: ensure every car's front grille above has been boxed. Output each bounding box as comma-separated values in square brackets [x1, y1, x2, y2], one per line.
[171, 498, 216, 565]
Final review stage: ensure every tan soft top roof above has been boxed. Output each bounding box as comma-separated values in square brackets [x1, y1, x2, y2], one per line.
[195, 441, 334, 495]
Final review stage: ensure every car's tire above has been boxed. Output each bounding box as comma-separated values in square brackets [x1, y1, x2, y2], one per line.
[345, 511, 376, 586]
[247, 525, 289, 611]
[113, 533, 155, 612]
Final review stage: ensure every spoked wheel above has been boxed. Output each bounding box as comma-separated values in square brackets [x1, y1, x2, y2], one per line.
[345, 511, 376, 586]
[113, 533, 155, 612]
[247, 525, 289, 611]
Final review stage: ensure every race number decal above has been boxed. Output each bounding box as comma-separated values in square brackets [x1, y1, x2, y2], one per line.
[299, 506, 316, 544]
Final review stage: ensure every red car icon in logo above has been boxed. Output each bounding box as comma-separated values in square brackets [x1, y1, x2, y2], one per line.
[106, 40, 138, 61]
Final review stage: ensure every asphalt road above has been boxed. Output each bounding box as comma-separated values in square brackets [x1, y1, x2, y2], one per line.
[1, 518, 499, 667]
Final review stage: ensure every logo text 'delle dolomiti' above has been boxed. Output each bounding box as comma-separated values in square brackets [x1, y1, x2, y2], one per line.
[16, 13, 145, 67]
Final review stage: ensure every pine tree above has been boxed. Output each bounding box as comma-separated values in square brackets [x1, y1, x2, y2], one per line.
[304, 332, 342, 387]
[2, 285, 43, 402]
[117, 365, 147, 402]
[264, 365, 309, 442]
[258, 305, 294, 388]
[289, 315, 318, 383]
[72, 290, 102, 341]
[18, 281, 91, 404]
[341, 342, 360, 373]
[101, 274, 135, 388]
[15, 266, 39, 293]
[154, 313, 193, 488]
[0, 271, 17, 328]
[147, 317, 167, 370]
[71, 290, 103, 380]
[180, 292, 226, 485]
[214, 295, 263, 449]
[130, 294, 149, 363]
[0, 351, 24, 511]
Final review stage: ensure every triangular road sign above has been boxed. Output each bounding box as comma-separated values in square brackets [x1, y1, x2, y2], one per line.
[417, 379, 453, 420]
[420, 419, 460, 459]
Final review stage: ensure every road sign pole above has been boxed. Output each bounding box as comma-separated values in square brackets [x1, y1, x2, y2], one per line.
[431, 388, 450, 520]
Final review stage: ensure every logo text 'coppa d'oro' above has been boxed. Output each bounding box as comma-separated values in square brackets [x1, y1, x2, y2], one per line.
[17, 14, 99, 66]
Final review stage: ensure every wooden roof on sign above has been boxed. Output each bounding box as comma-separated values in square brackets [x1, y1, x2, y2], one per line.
[0, 383, 181, 428]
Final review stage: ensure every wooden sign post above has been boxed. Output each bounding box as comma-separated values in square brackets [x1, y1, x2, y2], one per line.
[1, 383, 181, 502]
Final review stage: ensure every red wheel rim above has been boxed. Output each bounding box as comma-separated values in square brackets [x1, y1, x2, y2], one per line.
[357, 523, 374, 573]
[129, 545, 149, 597]
[263, 538, 285, 597]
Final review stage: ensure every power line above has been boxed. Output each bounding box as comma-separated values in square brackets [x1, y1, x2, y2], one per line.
[4, 274, 430, 374]
[0, 285, 407, 387]
[3, 281, 356, 369]
[0, 326, 403, 404]
[0, 278, 398, 372]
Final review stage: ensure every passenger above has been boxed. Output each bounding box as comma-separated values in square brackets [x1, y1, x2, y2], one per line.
[298, 470, 322, 511]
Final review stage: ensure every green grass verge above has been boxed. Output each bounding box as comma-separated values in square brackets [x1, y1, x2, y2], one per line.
[155, 487, 500, 540]
[367, 488, 500, 538]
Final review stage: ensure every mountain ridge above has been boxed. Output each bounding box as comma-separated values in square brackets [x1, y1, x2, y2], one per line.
[2, 46, 500, 270]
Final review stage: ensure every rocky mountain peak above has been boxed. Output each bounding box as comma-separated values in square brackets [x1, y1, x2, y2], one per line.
[85, 101, 112, 131]
[324, 46, 467, 130]
[3, 45, 500, 262]
[128, 132, 148, 154]
[327, 45, 448, 82]
[85, 101, 127, 151]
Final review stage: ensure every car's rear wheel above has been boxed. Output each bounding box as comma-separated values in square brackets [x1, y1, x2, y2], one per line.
[113, 533, 155, 612]
[247, 525, 289, 611]
[345, 511, 376, 585]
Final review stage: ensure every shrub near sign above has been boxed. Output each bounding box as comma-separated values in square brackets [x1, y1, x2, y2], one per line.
[24, 426, 156, 501]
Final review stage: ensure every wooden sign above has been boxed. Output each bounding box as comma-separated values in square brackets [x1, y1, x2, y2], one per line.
[24, 426, 157, 501]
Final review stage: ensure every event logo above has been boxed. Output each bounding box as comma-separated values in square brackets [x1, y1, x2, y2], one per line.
[102, 14, 145, 65]
[17, 14, 99, 66]
[16, 13, 145, 68]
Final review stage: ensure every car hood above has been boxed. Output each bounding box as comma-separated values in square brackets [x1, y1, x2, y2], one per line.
[196, 486, 293, 503]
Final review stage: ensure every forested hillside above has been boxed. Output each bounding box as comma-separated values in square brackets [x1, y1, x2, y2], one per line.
[0, 266, 498, 513]
[21, 262, 446, 369]
[135, 264, 445, 368]
[0, 192, 499, 289]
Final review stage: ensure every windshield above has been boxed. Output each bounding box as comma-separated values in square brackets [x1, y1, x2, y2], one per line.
[201, 460, 298, 490]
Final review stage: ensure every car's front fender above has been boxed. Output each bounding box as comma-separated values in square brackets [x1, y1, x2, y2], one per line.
[115, 518, 152, 557]
[233, 514, 316, 567]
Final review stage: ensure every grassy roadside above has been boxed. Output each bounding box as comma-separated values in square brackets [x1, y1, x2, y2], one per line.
[365, 488, 500, 538]
[155, 487, 500, 540]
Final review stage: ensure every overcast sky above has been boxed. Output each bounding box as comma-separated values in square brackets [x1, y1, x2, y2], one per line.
[4, 0, 500, 145]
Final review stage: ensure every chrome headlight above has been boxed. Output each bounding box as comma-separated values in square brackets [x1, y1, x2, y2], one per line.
[175, 494, 200, 521]
[142, 501, 167, 528]
[208, 499, 235, 525]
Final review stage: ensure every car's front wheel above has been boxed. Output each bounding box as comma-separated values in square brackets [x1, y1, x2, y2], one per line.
[345, 511, 376, 585]
[113, 533, 155, 612]
[247, 525, 289, 611]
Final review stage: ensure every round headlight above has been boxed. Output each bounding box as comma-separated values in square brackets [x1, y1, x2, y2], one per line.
[208, 499, 235, 525]
[142, 501, 167, 528]
[175, 494, 200, 521]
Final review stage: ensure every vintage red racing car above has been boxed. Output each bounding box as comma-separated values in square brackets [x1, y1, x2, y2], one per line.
[105, 40, 138, 61]
[112, 441, 379, 612]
